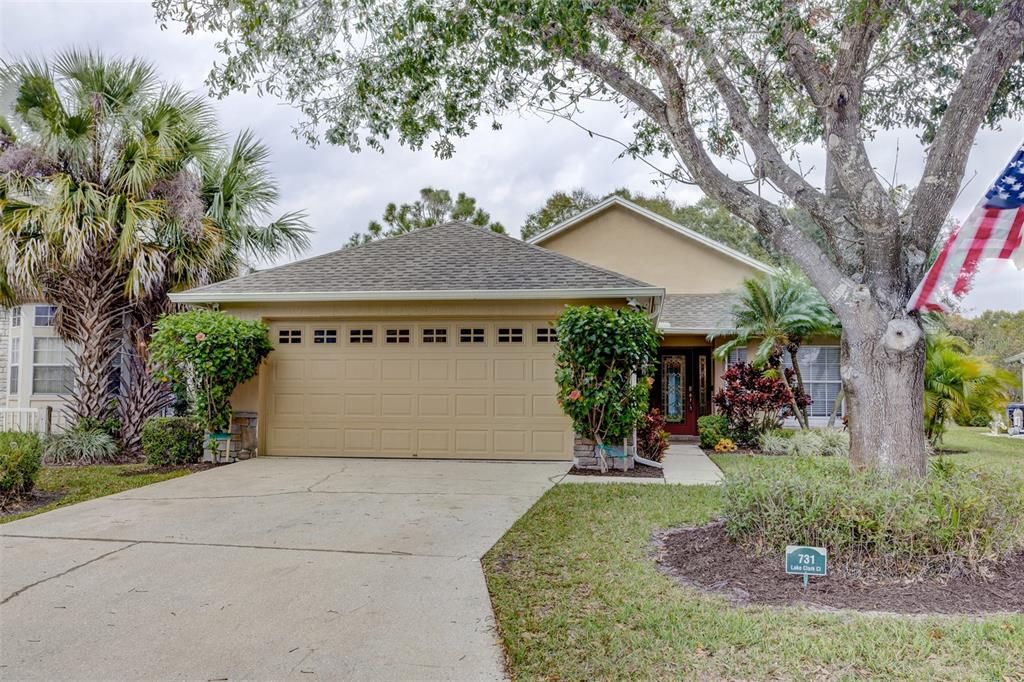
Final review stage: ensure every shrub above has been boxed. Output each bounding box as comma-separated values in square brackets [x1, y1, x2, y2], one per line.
[636, 408, 670, 462]
[43, 430, 119, 465]
[712, 362, 809, 444]
[74, 415, 122, 439]
[554, 306, 661, 444]
[757, 431, 791, 456]
[0, 431, 42, 502]
[722, 457, 1024, 576]
[150, 310, 273, 433]
[815, 429, 849, 457]
[714, 437, 738, 452]
[697, 414, 729, 449]
[142, 417, 203, 466]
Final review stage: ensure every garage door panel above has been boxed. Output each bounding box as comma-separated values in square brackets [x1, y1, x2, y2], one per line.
[344, 394, 377, 416]
[264, 318, 571, 460]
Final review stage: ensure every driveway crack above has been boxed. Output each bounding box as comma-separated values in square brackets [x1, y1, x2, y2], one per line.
[0, 542, 139, 606]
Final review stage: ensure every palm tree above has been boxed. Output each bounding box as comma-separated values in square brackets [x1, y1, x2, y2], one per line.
[0, 51, 220, 422]
[0, 51, 309, 452]
[923, 333, 1014, 445]
[711, 269, 840, 428]
[118, 132, 309, 454]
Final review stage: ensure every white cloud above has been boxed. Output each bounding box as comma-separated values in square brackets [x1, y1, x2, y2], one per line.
[2, 0, 1021, 314]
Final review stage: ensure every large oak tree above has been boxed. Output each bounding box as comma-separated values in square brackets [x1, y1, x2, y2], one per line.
[155, 0, 1024, 476]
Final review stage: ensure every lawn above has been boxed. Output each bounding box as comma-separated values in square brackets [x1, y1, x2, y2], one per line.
[0, 464, 193, 524]
[483, 426, 1024, 681]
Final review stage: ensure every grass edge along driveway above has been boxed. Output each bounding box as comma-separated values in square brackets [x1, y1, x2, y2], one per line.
[483, 428, 1024, 681]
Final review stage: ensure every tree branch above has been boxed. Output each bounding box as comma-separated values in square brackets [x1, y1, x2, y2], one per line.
[951, 2, 991, 38]
[593, 7, 853, 309]
[908, 0, 1024, 255]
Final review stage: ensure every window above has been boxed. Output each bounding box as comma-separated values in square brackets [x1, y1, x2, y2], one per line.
[278, 329, 302, 344]
[32, 337, 74, 394]
[536, 327, 558, 343]
[34, 305, 57, 327]
[9, 337, 19, 395]
[349, 328, 374, 344]
[727, 348, 748, 367]
[783, 346, 842, 418]
[497, 327, 524, 343]
[459, 327, 485, 344]
[422, 328, 448, 344]
[385, 328, 411, 344]
[10, 307, 21, 328]
[313, 329, 337, 344]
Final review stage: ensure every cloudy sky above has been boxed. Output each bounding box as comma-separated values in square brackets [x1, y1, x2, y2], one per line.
[2, 0, 1022, 314]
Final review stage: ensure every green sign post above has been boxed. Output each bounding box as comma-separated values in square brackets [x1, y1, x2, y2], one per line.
[785, 545, 827, 588]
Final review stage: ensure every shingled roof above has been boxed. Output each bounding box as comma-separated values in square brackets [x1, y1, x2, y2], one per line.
[657, 293, 738, 334]
[172, 222, 661, 303]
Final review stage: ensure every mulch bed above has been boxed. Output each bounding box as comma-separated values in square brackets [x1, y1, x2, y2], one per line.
[119, 462, 222, 477]
[0, 489, 66, 518]
[568, 462, 665, 478]
[654, 522, 1024, 615]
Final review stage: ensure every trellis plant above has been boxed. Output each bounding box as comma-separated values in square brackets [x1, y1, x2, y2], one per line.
[555, 306, 661, 468]
[149, 310, 273, 434]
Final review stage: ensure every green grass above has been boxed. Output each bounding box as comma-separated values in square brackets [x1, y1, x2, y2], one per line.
[711, 424, 1024, 474]
[1, 464, 192, 524]
[484, 428, 1024, 680]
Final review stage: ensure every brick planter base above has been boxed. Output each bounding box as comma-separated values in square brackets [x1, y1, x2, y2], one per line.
[573, 435, 635, 471]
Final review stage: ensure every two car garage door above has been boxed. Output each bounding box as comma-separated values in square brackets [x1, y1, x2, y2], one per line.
[263, 320, 571, 460]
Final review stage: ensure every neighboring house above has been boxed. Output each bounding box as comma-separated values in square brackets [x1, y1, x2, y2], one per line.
[1, 303, 76, 431]
[162, 197, 842, 459]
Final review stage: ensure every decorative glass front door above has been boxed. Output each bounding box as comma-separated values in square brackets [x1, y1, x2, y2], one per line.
[662, 355, 686, 423]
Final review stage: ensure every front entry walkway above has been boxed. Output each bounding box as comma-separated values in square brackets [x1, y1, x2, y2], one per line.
[0, 457, 568, 680]
[559, 443, 723, 485]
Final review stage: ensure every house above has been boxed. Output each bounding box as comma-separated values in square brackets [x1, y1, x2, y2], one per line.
[0, 303, 76, 431]
[169, 196, 844, 459]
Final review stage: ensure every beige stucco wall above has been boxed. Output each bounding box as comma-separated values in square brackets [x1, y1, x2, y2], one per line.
[535, 203, 764, 293]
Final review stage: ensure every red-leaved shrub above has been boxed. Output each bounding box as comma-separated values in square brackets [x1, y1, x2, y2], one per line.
[637, 408, 670, 462]
[713, 363, 810, 444]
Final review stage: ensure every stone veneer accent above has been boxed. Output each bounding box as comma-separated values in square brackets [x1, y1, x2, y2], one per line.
[573, 435, 635, 471]
[209, 411, 259, 461]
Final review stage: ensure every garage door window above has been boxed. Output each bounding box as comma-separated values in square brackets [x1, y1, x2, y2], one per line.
[349, 328, 374, 344]
[422, 328, 448, 343]
[459, 327, 485, 343]
[278, 329, 302, 344]
[536, 327, 558, 343]
[385, 329, 411, 344]
[497, 327, 524, 343]
[313, 329, 338, 344]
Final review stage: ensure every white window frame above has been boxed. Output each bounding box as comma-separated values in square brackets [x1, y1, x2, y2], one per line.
[726, 348, 748, 367]
[784, 346, 843, 419]
[10, 306, 21, 328]
[535, 327, 558, 343]
[32, 337, 74, 395]
[497, 327, 524, 344]
[9, 336, 20, 395]
[422, 327, 448, 344]
[33, 305, 58, 327]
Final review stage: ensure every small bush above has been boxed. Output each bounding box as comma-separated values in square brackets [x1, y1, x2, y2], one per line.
[697, 414, 729, 449]
[722, 457, 1024, 576]
[787, 430, 822, 457]
[44, 429, 119, 465]
[142, 417, 203, 466]
[815, 429, 849, 457]
[712, 363, 809, 443]
[0, 431, 42, 502]
[636, 408, 670, 462]
[74, 415, 122, 439]
[757, 431, 791, 456]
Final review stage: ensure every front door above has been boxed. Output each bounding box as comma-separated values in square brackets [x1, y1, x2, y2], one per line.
[655, 349, 712, 436]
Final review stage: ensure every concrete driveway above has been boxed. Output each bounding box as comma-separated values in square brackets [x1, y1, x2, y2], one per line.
[0, 457, 568, 680]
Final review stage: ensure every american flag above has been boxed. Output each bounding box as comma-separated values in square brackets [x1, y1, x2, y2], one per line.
[908, 144, 1024, 312]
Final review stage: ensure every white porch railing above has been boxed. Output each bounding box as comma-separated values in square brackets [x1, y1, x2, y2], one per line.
[0, 407, 54, 434]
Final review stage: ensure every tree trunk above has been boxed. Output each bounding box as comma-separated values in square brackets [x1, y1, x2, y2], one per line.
[787, 348, 810, 429]
[49, 260, 124, 424]
[840, 313, 928, 477]
[118, 296, 175, 458]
